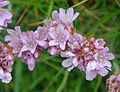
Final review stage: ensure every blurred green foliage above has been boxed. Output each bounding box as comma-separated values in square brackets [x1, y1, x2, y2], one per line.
[0, 0, 120, 92]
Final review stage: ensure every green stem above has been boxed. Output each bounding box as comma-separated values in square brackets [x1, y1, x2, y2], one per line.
[93, 76, 102, 92]
[56, 70, 69, 92]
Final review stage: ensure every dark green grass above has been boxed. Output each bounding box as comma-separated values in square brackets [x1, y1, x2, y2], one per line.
[0, 0, 120, 92]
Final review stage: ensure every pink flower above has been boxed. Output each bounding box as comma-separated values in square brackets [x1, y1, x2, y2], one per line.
[22, 51, 36, 71]
[59, 8, 79, 25]
[35, 26, 48, 47]
[5, 26, 45, 71]
[21, 31, 38, 54]
[49, 46, 58, 55]
[60, 36, 115, 81]
[0, 9, 12, 28]
[49, 24, 70, 50]
[61, 51, 78, 71]
[21, 47, 42, 71]
[8, 39, 23, 57]
[44, 10, 60, 27]
[0, 0, 12, 31]
[94, 38, 105, 49]
[5, 26, 22, 41]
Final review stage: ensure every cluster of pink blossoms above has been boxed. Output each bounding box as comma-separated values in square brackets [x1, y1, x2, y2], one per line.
[106, 72, 120, 92]
[0, 0, 12, 31]
[0, 41, 14, 83]
[5, 7, 115, 83]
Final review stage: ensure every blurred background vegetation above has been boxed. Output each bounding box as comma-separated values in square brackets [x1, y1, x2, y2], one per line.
[0, 0, 120, 92]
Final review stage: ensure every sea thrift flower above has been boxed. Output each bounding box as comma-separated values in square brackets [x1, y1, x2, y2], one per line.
[5, 26, 22, 41]
[59, 8, 79, 25]
[8, 39, 23, 57]
[35, 26, 48, 47]
[5, 26, 23, 57]
[94, 38, 105, 49]
[106, 72, 120, 92]
[0, 0, 12, 31]
[49, 46, 58, 55]
[49, 24, 70, 50]
[0, 41, 14, 83]
[86, 47, 114, 80]
[61, 51, 78, 71]
[0, 1, 9, 8]
[21, 46, 43, 71]
[22, 51, 36, 71]
[61, 36, 115, 80]
[5, 26, 45, 71]
[44, 10, 60, 28]
[21, 31, 38, 54]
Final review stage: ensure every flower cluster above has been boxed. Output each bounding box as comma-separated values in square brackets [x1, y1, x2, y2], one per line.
[44, 8, 115, 80]
[44, 8, 79, 55]
[0, 41, 14, 83]
[106, 72, 120, 92]
[0, 0, 12, 31]
[5, 26, 45, 71]
[5, 7, 115, 82]
[61, 37, 115, 80]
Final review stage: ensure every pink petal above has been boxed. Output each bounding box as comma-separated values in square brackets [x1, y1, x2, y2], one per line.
[1, 72, 12, 83]
[36, 40, 47, 46]
[5, 35, 12, 41]
[52, 10, 59, 21]
[50, 47, 57, 55]
[62, 59, 73, 67]
[106, 53, 115, 60]
[73, 58, 78, 67]
[68, 65, 74, 71]
[15, 26, 21, 35]
[49, 40, 58, 46]
[60, 51, 75, 57]
[27, 58, 36, 71]
[72, 12, 79, 21]
[49, 31, 57, 39]
[0, 1, 9, 8]
[86, 61, 97, 71]
[103, 60, 112, 68]
[66, 8, 73, 18]
[60, 42, 66, 50]
[44, 19, 52, 26]
[98, 68, 108, 76]
[86, 70, 97, 81]
[56, 24, 64, 33]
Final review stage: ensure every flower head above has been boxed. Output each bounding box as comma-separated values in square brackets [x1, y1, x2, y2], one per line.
[61, 36, 115, 81]
[106, 72, 120, 92]
[0, 41, 14, 83]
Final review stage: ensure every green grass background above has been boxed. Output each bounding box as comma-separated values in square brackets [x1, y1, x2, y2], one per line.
[0, 0, 120, 92]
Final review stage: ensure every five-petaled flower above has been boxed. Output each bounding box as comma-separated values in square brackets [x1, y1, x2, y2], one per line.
[21, 31, 38, 54]
[59, 8, 79, 25]
[49, 24, 70, 50]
